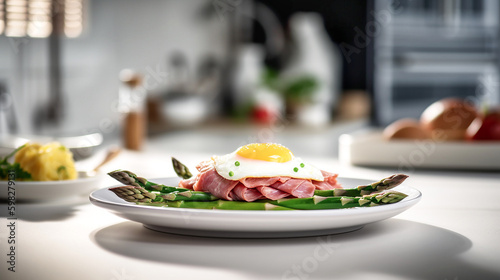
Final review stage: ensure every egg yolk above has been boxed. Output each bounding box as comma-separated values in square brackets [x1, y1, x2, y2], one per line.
[236, 143, 293, 163]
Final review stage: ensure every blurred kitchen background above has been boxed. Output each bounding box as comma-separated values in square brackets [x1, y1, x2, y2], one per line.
[0, 0, 499, 156]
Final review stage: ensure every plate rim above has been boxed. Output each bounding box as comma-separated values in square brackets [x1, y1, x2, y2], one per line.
[9, 174, 100, 186]
[89, 176, 422, 217]
[0, 173, 103, 201]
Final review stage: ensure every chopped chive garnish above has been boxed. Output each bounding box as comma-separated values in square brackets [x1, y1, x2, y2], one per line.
[229, 171, 234, 177]
[293, 167, 299, 172]
[235, 161, 240, 166]
[300, 163, 305, 168]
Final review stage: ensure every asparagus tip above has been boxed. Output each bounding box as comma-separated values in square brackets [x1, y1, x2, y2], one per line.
[172, 157, 193, 179]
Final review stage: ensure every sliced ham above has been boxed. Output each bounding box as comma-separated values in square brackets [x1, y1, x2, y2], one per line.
[271, 178, 315, 198]
[322, 170, 339, 185]
[230, 184, 263, 202]
[177, 163, 341, 201]
[313, 180, 340, 190]
[256, 186, 290, 200]
[196, 160, 214, 173]
[240, 177, 280, 188]
[178, 174, 198, 189]
[312, 170, 341, 190]
[192, 169, 238, 200]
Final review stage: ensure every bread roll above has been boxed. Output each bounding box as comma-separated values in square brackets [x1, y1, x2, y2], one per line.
[420, 98, 478, 141]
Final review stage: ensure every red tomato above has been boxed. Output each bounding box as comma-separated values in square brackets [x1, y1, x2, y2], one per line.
[252, 105, 277, 125]
[466, 110, 500, 141]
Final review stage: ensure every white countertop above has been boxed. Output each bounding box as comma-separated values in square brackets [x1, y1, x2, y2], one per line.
[1, 122, 500, 280]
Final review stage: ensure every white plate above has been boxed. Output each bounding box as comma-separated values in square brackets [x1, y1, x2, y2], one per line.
[1, 174, 103, 202]
[90, 177, 421, 238]
[339, 130, 500, 170]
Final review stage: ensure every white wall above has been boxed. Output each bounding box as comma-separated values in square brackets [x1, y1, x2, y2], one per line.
[0, 0, 229, 137]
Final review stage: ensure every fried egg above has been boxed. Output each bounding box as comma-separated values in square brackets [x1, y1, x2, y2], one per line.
[213, 143, 324, 181]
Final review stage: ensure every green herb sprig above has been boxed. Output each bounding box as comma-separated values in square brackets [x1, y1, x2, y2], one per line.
[0, 145, 32, 180]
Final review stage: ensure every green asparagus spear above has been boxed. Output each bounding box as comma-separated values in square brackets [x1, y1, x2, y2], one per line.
[109, 186, 164, 203]
[267, 191, 408, 210]
[160, 191, 219, 201]
[110, 186, 408, 210]
[138, 191, 407, 210]
[314, 174, 409, 197]
[169, 158, 408, 195]
[108, 170, 189, 193]
[140, 200, 294, 210]
[169, 200, 288, 210]
[109, 186, 218, 202]
[108, 167, 410, 210]
[110, 168, 408, 199]
[146, 174, 408, 199]
[172, 157, 193, 179]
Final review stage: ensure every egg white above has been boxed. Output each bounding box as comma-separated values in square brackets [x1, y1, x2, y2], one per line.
[213, 151, 324, 181]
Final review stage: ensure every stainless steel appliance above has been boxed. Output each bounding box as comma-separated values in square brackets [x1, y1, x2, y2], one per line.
[370, 0, 500, 126]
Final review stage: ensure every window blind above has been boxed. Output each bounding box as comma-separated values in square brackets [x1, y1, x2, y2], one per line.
[0, 0, 83, 38]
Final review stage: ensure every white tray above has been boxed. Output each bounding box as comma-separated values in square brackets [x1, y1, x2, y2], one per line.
[339, 130, 500, 171]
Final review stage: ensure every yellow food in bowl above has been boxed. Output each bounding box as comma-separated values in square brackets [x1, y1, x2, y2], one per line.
[14, 142, 77, 181]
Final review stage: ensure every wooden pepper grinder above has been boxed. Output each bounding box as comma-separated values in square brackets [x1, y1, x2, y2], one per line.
[119, 69, 146, 150]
